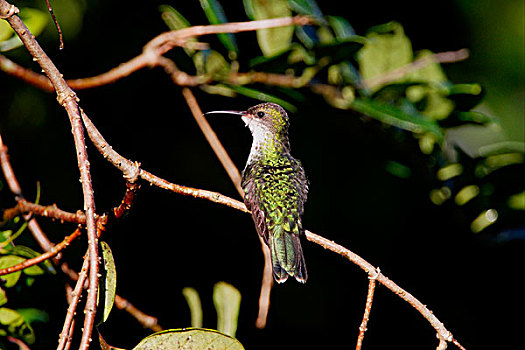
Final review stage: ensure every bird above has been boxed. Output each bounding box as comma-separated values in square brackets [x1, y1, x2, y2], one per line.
[206, 102, 308, 283]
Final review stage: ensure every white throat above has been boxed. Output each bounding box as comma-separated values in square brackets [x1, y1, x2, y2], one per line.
[242, 116, 275, 164]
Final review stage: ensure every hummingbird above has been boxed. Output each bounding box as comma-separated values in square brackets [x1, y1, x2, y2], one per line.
[206, 102, 308, 283]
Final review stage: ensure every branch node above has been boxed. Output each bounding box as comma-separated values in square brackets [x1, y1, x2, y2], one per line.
[369, 267, 380, 280]
[57, 90, 78, 106]
[123, 161, 141, 183]
[0, 3, 18, 19]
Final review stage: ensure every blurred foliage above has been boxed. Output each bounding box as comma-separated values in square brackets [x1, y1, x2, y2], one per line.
[0, 218, 52, 346]
[157, 0, 524, 240]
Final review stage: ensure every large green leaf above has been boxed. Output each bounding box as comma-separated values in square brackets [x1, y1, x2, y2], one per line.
[358, 22, 413, 91]
[133, 328, 244, 350]
[199, 0, 238, 58]
[213, 282, 241, 337]
[247, 0, 294, 57]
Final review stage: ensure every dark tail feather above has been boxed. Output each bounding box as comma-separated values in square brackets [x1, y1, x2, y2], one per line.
[270, 231, 308, 284]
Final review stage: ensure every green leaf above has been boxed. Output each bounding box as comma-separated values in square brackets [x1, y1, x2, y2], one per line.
[182, 287, 203, 328]
[0, 256, 24, 287]
[16, 308, 49, 324]
[0, 19, 12, 42]
[289, 0, 324, 19]
[445, 83, 484, 110]
[0, 288, 6, 306]
[0, 307, 22, 325]
[248, 0, 294, 57]
[508, 191, 525, 210]
[159, 5, 191, 30]
[133, 328, 244, 350]
[4, 245, 55, 274]
[358, 21, 413, 90]
[98, 241, 117, 324]
[0, 307, 35, 344]
[194, 50, 231, 79]
[0, 8, 49, 52]
[213, 282, 241, 337]
[350, 98, 443, 141]
[199, 0, 238, 58]
[327, 15, 355, 40]
[159, 5, 196, 56]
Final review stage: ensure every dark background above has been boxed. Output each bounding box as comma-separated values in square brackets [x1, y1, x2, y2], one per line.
[1, 0, 523, 349]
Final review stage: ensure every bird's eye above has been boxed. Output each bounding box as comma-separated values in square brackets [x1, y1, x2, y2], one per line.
[256, 111, 265, 118]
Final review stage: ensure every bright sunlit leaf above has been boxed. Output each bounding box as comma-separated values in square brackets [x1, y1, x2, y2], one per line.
[133, 328, 245, 350]
[247, 0, 294, 57]
[455, 185, 480, 206]
[471, 209, 498, 233]
[99, 241, 117, 324]
[508, 191, 525, 210]
[183, 287, 203, 328]
[358, 21, 412, 90]
[213, 282, 241, 337]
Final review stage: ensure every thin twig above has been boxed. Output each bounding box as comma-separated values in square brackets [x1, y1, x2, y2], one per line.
[356, 272, 378, 350]
[181, 87, 243, 194]
[7, 336, 31, 350]
[304, 230, 460, 348]
[112, 181, 141, 219]
[2, 200, 87, 224]
[44, 0, 63, 50]
[114, 295, 163, 333]
[255, 239, 273, 329]
[0, 228, 81, 276]
[57, 257, 89, 350]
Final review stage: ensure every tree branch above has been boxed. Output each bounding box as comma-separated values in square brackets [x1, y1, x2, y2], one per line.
[0, 2, 99, 347]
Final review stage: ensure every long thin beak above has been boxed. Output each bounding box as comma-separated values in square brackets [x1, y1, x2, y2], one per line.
[204, 110, 246, 116]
